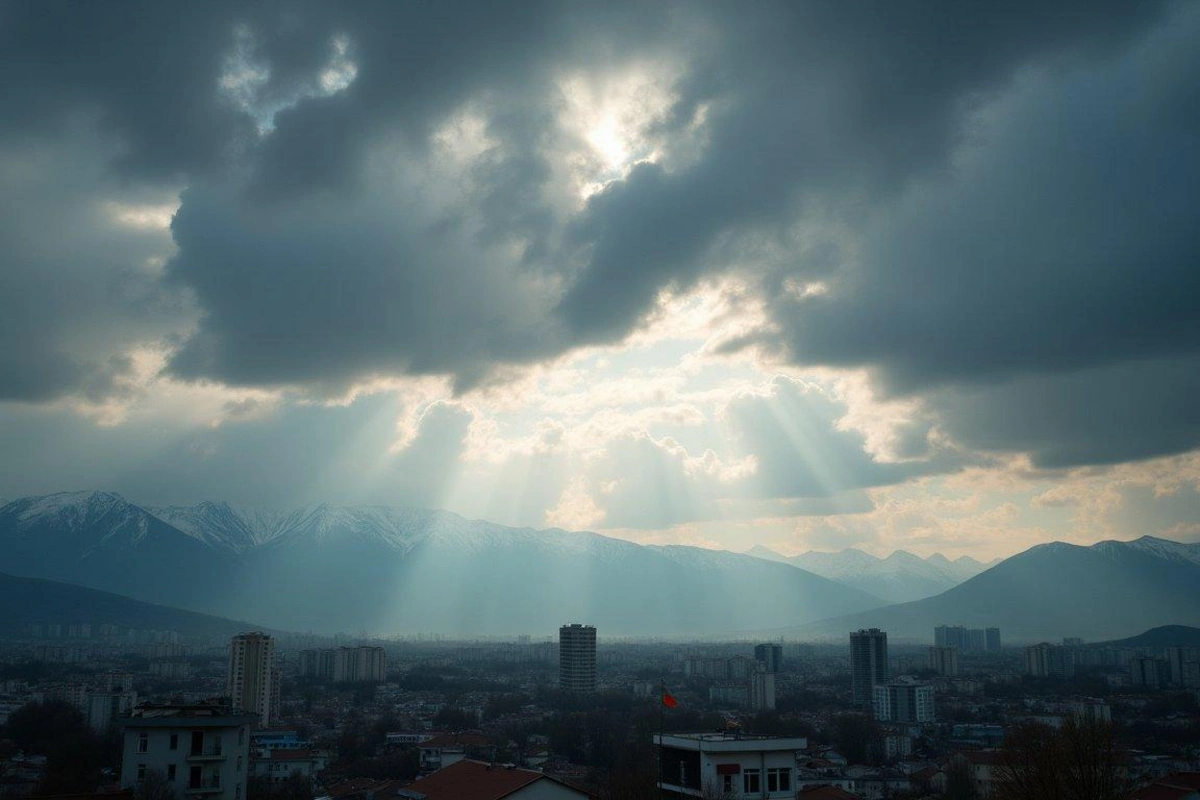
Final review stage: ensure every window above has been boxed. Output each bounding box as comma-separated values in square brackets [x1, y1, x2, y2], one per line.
[235, 785, 241, 800]
[137, 764, 147, 781]
[169, 733, 178, 750]
[767, 767, 791, 792]
[743, 768, 761, 793]
[137, 732, 148, 753]
[722, 774, 735, 793]
[167, 765, 176, 781]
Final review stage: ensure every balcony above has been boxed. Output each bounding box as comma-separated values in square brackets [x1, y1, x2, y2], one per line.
[185, 779, 221, 794]
[187, 746, 225, 761]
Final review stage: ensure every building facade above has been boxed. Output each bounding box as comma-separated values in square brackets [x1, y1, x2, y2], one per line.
[754, 643, 782, 673]
[928, 645, 959, 677]
[850, 628, 889, 707]
[655, 732, 807, 798]
[120, 704, 256, 800]
[873, 681, 936, 723]
[228, 632, 275, 727]
[559, 624, 597, 693]
[1025, 643, 1076, 678]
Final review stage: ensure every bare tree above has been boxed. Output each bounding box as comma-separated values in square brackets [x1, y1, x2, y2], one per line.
[993, 717, 1133, 800]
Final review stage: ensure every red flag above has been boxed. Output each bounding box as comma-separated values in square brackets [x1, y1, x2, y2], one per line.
[662, 688, 678, 708]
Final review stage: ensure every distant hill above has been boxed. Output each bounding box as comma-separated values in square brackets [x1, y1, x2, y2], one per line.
[781, 536, 1200, 642]
[1096, 625, 1200, 649]
[745, 544, 996, 603]
[0, 492, 886, 637]
[0, 571, 264, 640]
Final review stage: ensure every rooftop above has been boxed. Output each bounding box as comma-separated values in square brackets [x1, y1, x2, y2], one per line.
[655, 732, 808, 752]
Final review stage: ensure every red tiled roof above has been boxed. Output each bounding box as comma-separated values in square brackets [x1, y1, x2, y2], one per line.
[406, 760, 592, 800]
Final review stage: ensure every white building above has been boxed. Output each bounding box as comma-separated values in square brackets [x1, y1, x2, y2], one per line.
[228, 632, 275, 727]
[249, 748, 328, 783]
[120, 704, 257, 800]
[332, 646, 388, 683]
[873, 682, 935, 724]
[654, 732, 807, 798]
[750, 670, 776, 711]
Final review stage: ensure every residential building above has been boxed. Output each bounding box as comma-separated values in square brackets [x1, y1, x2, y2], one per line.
[654, 732, 807, 798]
[850, 629, 888, 707]
[1025, 643, 1076, 678]
[401, 758, 594, 799]
[86, 691, 138, 732]
[559, 624, 596, 693]
[754, 643, 782, 673]
[750, 670, 777, 711]
[985, 627, 1002, 651]
[873, 682, 935, 724]
[928, 645, 959, 676]
[119, 703, 256, 800]
[332, 646, 388, 683]
[1131, 656, 1170, 688]
[249, 748, 328, 783]
[228, 633, 275, 728]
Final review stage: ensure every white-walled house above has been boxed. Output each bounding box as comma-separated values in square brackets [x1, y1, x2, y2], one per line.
[654, 732, 808, 798]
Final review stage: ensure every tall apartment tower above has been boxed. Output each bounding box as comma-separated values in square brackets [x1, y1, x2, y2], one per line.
[559, 624, 597, 693]
[928, 645, 959, 676]
[754, 643, 783, 673]
[228, 632, 275, 727]
[850, 628, 888, 707]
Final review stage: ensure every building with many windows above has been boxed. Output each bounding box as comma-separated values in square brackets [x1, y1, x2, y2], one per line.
[850, 628, 889, 707]
[654, 732, 806, 798]
[928, 645, 959, 676]
[754, 643, 782, 673]
[559, 624, 597, 693]
[228, 632, 275, 727]
[873, 681, 936, 723]
[1025, 642, 1076, 678]
[119, 703, 256, 800]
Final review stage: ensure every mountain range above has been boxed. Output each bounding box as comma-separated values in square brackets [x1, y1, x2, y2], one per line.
[0, 492, 885, 637]
[745, 545, 996, 603]
[782, 536, 1200, 641]
[0, 571, 263, 639]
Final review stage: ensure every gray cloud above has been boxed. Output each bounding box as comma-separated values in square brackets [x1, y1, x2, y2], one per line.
[2, 0, 1197, 480]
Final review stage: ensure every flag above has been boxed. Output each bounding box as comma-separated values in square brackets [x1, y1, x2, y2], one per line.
[662, 686, 678, 708]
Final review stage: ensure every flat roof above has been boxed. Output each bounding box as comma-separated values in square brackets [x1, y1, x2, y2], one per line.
[655, 733, 808, 752]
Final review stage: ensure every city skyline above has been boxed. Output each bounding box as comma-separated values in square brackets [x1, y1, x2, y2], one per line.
[2, 3, 1200, 562]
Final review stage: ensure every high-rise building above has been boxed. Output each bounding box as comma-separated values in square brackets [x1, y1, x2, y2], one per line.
[928, 645, 959, 676]
[1131, 657, 1170, 688]
[850, 628, 888, 707]
[754, 643, 783, 673]
[559, 624, 596, 693]
[985, 627, 1002, 651]
[1025, 643, 1076, 678]
[331, 646, 388, 683]
[750, 670, 777, 711]
[873, 681, 935, 723]
[228, 632, 275, 727]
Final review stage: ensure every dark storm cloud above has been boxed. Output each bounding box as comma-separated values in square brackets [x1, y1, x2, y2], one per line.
[2, 0, 1197, 472]
[770, 8, 1200, 465]
[555, 0, 1171, 340]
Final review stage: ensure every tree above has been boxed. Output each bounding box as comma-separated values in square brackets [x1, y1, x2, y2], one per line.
[992, 717, 1133, 800]
[943, 757, 979, 800]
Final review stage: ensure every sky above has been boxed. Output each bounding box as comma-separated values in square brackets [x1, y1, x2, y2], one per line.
[1, 1, 1199, 562]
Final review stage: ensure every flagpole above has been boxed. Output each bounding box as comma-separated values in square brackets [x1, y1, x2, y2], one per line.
[658, 678, 665, 799]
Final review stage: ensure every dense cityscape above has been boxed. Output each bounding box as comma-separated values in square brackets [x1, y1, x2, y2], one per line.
[1, 618, 1198, 799]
